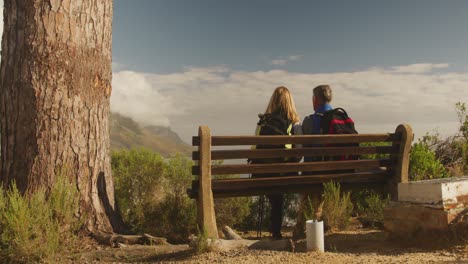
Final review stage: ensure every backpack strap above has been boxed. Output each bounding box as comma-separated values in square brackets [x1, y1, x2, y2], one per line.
[285, 123, 293, 149]
[331, 108, 348, 116]
[311, 113, 323, 134]
[286, 123, 293, 135]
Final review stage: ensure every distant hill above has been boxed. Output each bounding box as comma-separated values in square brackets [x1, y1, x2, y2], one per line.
[110, 113, 192, 157]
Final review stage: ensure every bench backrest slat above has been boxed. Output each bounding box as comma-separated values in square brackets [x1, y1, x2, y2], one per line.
[192, 159, 391, 175]
[192, 145, 395, 160]
[192, 133, 398, 146]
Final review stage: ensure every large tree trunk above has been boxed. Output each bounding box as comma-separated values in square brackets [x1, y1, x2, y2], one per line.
[0, 0, 123, 234]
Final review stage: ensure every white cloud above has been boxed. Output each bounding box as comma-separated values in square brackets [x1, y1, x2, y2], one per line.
[111, 71, 182, 127]
[111, 63, 466, 144]
[270, 54, 303, 66]
[391, 63, 449, 73]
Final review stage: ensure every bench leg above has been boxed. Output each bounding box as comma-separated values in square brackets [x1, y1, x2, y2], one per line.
[197, 180, 218, 238]
[197, 126, 218, 238]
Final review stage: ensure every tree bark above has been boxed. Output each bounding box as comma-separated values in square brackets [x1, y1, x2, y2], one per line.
[0, 0, 123, 234]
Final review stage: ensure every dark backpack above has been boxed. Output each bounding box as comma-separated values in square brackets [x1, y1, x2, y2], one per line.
[318, 108, 357, 135]
[317, 108, 358, 161]
[257, 113, 291, 137]
[251, 113, 292, 164]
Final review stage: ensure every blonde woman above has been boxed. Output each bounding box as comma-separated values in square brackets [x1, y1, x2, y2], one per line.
[252, 86, 302, 240]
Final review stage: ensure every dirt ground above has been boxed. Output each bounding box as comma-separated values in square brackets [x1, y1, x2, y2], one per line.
[71, 226, 468, 264]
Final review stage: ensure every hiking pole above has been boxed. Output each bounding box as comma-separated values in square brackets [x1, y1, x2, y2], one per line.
[249, 165, 265, 239]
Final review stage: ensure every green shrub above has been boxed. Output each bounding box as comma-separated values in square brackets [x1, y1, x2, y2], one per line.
[112, 148, 165, 233]
[321, 181, 353, 231]
[354, 189, 389, 228]
[112, 151, 269, 242]
[411, 102, 467, 177]
[0, 177, 81, 263]
[147, 154, 198, 243]
[112, 151, 198, 243]
[194, 226, 209, 254]
[148, 191, 197, 243]
[156, 154, 197, 242]
[303, 195, 316, 221]
[409, 142, 449, 181]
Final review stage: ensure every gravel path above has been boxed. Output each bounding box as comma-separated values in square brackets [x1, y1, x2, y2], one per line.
[157, 229, 467, 264]
[77, 229, 467, 263]
[162, 248, 467, 264]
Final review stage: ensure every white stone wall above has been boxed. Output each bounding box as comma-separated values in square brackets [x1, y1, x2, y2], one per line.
[397, 176, 468, 207]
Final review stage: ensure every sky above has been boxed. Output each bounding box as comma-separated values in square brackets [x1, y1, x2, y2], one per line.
[111, 0, 468, 143]
[1, 1, 468, 144]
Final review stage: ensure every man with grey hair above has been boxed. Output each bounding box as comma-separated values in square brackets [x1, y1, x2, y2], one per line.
[293, 85, 333, 238]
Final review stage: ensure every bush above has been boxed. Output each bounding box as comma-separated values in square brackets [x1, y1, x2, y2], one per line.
[147, 154, 198, 243]
[194, 226, 209, 255]
[354, 189, 389, 228]
[302, 195, 316, 221]
[411, 102, 467, 177]
[112, 150, 198, 243]
[409, 142, 449, 181]
[0, 177, 81, 263]
[148, 192, 197, 243]
[321, 181, 353, 231]
[112, 148, 165, 233]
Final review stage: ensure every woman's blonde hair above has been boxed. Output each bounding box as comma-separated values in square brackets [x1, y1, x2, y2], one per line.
[264, 86, 300, 123]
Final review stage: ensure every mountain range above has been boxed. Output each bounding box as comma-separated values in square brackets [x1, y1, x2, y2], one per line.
[110, 112, 192, 157]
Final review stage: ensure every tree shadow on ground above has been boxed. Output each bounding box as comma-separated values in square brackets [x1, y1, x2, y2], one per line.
[75, 244, 195, 263]
[293, 229, 467, 256]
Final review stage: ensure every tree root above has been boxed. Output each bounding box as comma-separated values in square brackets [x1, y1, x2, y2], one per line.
[190, 226, 295, 252]
[93, 232, 169, 248]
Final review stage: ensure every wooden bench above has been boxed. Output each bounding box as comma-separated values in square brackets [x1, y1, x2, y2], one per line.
[188, 124, 413, 238]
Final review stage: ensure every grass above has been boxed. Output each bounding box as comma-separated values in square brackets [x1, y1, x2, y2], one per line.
[321, 181, 353, 231]
[194, 226, 210, 255]
[0, 177, 82, 263]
